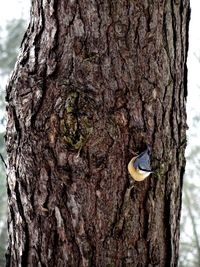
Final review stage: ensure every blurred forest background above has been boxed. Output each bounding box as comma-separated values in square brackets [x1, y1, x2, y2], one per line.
[0, 0, 199, 266]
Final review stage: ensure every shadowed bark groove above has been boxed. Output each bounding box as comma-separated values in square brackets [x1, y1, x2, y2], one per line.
[6, 0, 190, 266]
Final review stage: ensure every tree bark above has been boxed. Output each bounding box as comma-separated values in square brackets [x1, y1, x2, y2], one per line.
[6, 0, 190, 266]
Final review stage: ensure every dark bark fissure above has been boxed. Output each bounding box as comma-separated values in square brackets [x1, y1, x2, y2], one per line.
[6, 0, 190, 266]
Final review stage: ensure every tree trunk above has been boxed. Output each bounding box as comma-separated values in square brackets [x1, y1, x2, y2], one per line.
[6, 1, 190, 266]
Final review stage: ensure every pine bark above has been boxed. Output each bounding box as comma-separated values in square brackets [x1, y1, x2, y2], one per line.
[6, 0, 190, 266]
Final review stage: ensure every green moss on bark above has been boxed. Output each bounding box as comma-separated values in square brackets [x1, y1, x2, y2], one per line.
[60, 90, 93, 150]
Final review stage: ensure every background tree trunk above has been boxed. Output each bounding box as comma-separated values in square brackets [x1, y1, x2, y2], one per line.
[6, 0, 190, 266]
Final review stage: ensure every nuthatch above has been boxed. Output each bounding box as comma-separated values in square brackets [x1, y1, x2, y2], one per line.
[128, 146, 152, 181]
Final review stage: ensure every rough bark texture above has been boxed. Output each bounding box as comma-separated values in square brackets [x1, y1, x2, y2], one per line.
[6, 0, 190, 266]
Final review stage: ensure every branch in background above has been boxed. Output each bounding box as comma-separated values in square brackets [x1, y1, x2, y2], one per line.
[0, 153, 7, 169]
[184, 186, 200, 265]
